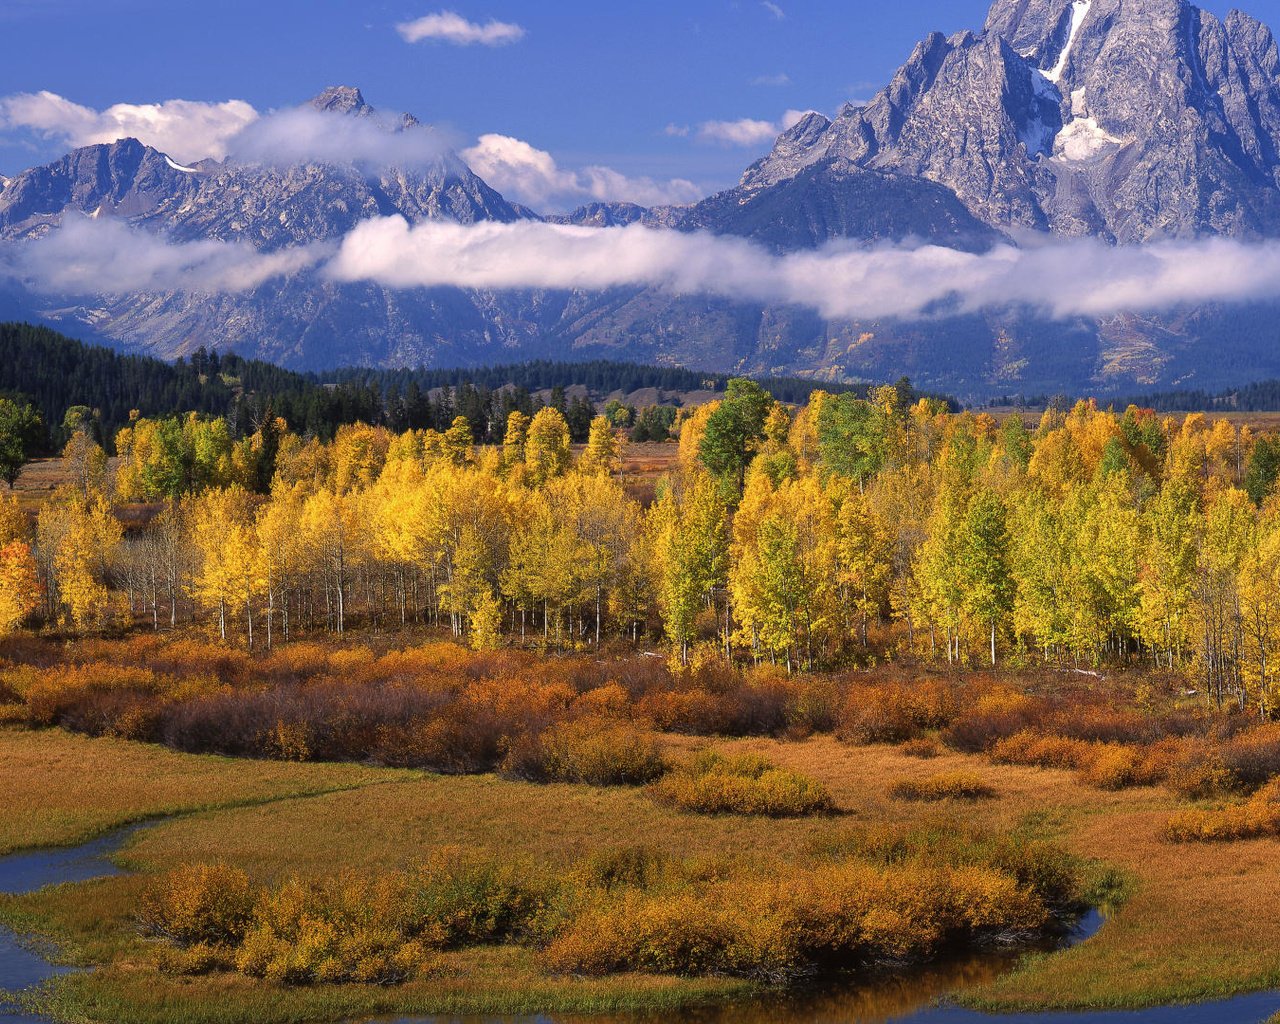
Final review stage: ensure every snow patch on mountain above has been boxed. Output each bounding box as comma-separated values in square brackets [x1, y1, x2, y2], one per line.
[1054, 116, 1121, 160]
[1045, 0, 1091, 83]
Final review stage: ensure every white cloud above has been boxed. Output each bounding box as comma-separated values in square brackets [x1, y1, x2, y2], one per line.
[762, 1, 786, 19]
[696, 109, 808, 146]
[663, 123, 691, 138]
[396, 10, 525, 45]
[0, 91, 258, 164]
[229, 107, 453, 169]
[3, 216, 328, 295]
[751, 73, 792, 87]
[325, 218, 1280, 324]
[461, 133, 701, 211]
[18, 214, 1280, 333]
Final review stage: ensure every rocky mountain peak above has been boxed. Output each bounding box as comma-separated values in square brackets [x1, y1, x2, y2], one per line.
[741, 0, 1280, 241]
[310, 85, 373, 116]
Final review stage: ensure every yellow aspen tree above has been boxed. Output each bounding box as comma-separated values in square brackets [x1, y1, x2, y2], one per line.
[1192, 486, 1253, 708]
[256, 484, 307, 645]
[40, 488, 122, 630]
[331, 423, 391, 494]
[1138, 479, 1199, 669]
[1239, 505, 1280, 716]
[443, 416, 475, 466]
[0, 492, 28, 545]
[649, 471, 729, 664]
[525, 407, 571, 486]
[868, 465, 934, 654]
[62, 429, 108, 499]
[502, 410, 531, 471]
[0, 541, 41, 634]
[1009, 485, 1072, 659]
[835, 483, 892, 649]
[300, 488, 358, 633]
[579, 415, 622, 476]
[191, 487, 262, 644]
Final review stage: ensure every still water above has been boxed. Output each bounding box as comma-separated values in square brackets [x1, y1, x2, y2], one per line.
[1, 827, 1276, 1024]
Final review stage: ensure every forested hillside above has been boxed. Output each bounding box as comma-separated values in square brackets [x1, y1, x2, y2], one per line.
[0, 322, 890, 451]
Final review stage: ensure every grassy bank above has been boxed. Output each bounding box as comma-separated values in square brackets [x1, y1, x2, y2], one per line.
[0, 727, 416, 856]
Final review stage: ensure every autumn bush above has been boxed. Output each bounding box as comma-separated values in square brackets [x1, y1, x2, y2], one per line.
[901, 737, 943, 758]
[990, 731, 1095, 771]
[943, 685, 1038, 753]
[1164, 779, 1280, 842]
[1216, 724, 1280, 792]
[891, 770, 994, 801]
[138, 863, 255, 947]
[233, 874, 432, 985]
[648, 750, 834, 817]
[837, 678, 958, 744]
[143, 849, 548, 986]
[500, 717, 666, 785]
[570, 845, 673, 892]
[543, 858, 1050, 983]
[813, 822, 1085, 915]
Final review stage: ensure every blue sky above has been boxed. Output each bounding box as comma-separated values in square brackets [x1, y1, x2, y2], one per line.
[1, 0, 1275, 203]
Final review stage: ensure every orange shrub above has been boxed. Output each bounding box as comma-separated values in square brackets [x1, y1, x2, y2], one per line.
[892, 770, 994, 801]
[838, 679, 957, 744]
[990, 731, 1094, 771]
[1165, 744, 1239, 800]
[500, 717, 666, 786]
[944, 686, 1037, 753]
[543, 858, 1049, 983]
[138, 863, 255, 947]
[649, 751, 833, 817]
[1164, 777, 1280, 843]
[571, 683, 632, 720]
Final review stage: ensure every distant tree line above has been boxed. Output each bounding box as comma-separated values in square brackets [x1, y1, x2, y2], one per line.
[0, 322, 940, 457]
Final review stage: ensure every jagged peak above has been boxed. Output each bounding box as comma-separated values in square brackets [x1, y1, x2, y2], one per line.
[782, 110, 832, 139]
[310, 86, 373, 116]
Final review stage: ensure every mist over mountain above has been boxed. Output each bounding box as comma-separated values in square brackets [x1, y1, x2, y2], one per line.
[7, 5, 1280, 401]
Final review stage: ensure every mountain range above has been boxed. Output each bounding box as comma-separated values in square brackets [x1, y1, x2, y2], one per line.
[7, 1, 1280, 402]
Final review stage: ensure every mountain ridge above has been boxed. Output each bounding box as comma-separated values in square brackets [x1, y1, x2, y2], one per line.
[6, 0, 1280, 400]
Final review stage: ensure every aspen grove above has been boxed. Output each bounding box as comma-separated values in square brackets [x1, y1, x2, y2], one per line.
[11, 380, 1280, 714]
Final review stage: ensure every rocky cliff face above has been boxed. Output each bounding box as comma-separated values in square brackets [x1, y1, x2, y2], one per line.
[745, 0, 1280, 242]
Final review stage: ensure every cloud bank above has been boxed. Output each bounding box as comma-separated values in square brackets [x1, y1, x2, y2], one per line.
[0, 91, 258, 164]
[12, 215, 1280, 329]
[3, 217, 329, 295]
[461, 134, 701, 211]
[396, 11, 525, 45]
[324, 219, 1280, 321]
